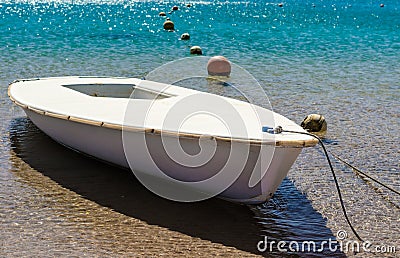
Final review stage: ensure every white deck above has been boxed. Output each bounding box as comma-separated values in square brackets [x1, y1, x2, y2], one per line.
[8, 76, 316, 147]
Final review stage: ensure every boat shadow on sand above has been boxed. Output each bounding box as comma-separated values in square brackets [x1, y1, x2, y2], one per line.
[9, 117, 344, 257]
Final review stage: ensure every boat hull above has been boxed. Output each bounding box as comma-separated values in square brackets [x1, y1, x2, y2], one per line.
[24, 108, 302, 204]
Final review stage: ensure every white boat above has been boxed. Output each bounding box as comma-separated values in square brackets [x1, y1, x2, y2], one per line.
[8, 76, 317, 204]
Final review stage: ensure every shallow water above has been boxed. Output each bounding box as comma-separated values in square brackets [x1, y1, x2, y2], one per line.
[1, 0, 399, 257]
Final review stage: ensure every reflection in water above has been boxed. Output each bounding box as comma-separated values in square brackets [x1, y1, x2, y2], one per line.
[172, 76, 251, 103]
[6, 117, 344, 257]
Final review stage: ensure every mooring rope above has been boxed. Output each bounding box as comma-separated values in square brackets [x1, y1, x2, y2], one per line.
[329, 152, 400, 196]
[270, 126, 364, 242]
[268, 126, 400, 242]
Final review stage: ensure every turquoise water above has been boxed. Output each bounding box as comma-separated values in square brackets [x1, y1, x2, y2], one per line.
[1, 1, 399, 79]
[1, 0, 399, 257]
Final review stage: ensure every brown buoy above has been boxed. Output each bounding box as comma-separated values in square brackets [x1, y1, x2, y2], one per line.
[172, 6, 179, 11]
[186, 4, 191, 7]
[207, 56, 231, 76]
[163, 20, 175, 31]
[180, 33, 190, 40]
[159, 12, 166, 17]
[300, 114, 327, 133]
[190, 46, 202, 55]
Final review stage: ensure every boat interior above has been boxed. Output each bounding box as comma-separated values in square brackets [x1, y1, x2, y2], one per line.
[62, 83, 174, 100]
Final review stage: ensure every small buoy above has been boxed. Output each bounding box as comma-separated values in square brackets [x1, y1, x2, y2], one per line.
[166, 17, 171, 21]
[300, 114, 327, 133]
[190, 46, 202, 55]
[380, 3, 384, 7]
[180, 33, 190, 40]
[207, 56, 231, 76]
[159, 12, 166, 17]
[186, 4, 191, 7]
[172, 6, 179, 11]
[163, 20, 175, 31]
[278, 3, 283, 7]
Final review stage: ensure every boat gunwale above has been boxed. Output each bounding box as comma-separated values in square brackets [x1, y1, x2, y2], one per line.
[8, 80, 318, 148]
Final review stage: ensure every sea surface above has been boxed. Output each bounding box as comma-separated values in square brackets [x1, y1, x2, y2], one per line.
[0, 0, 399, 257]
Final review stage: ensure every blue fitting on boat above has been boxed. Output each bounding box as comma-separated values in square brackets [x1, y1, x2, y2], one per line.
[262, 126, 275, 134]
[262, 126, 283, 134]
